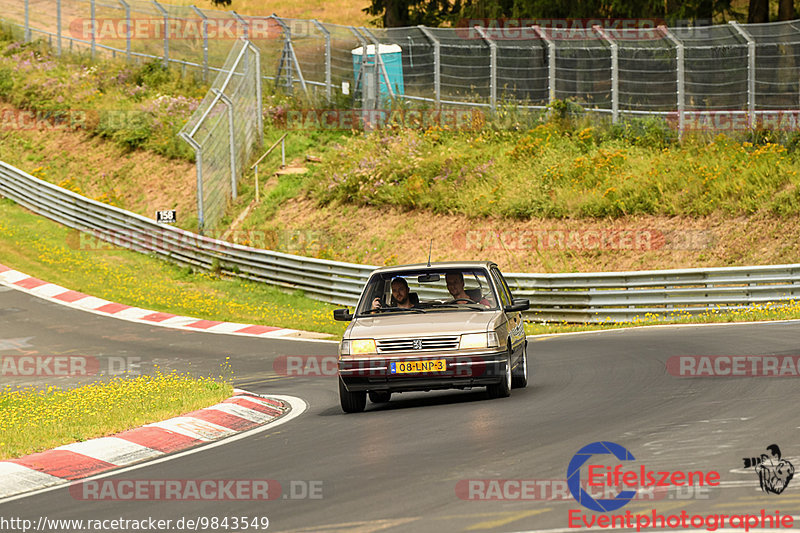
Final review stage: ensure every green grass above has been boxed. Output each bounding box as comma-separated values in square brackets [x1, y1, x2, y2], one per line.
[0, 371, 233, 460]
[0, 198, 346, 337]
[308, 117, 800, 219]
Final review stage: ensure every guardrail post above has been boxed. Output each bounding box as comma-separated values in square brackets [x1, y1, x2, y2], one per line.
[418, 26, 440, 108]
[152, 0, 169, 68]
[473, 26, 497, 111]
[531, 25, 555, 104]
[311, 20, 331, 101]
[593, 26, 618, 124]
[232, 11, 248, 40]
[659, 25, 684, 139]
[118, 0, 131, 63]
[180, 132, 204, 234]
[730, 21, 756, 128]
[213, 89, 238, 201]
[190, 6, 209, 82]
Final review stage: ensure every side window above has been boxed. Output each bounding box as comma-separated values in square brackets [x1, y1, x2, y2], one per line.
[490, 268, 511, 308]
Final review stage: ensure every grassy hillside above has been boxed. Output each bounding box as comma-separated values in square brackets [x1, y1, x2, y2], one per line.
[1, 27, 799, 277]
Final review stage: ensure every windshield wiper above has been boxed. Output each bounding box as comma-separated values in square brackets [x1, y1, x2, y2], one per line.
[428, 303, 488, 311]
[366, 306, 426, 314]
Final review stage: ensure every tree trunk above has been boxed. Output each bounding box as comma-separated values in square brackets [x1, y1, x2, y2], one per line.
[747, 0, 769, 23]
[383, 0, 410, 28]
[778, 0, 796, 21]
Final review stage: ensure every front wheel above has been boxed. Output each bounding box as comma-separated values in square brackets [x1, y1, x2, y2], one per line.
[511, 343, 528, 389]
[487, 349, 512, 399]
[339, 377, 366, 413]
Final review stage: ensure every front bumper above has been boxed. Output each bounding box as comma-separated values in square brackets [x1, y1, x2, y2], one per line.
[338, 350, 507, 393]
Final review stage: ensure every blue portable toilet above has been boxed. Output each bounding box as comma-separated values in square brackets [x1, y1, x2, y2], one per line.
[351, 43, 405, 97]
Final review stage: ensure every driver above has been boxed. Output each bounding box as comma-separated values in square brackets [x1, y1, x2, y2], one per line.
[445, 272, 490, 306]
[372, 277, 415, 310]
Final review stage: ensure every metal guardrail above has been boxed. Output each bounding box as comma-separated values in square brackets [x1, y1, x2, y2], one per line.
[2, 160, 799, 323]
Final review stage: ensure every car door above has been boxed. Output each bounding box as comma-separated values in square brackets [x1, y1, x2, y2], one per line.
[491, 267, 526, 356]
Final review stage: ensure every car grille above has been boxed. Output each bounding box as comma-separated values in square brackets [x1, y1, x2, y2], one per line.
[376, 336, 460, 353]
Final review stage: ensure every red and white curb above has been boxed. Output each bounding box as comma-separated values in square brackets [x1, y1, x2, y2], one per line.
[0, 263, 334, 342]
[0, 390, 297, 500]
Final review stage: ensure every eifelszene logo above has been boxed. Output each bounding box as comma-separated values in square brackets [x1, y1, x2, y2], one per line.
[567, 441, 721, 512]
[743, 444, 795, 495]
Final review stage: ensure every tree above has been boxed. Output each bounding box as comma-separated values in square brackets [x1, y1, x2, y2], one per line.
[747, 0, 769, 23]
[363, 0, 464, 28]
[778, 0, 796, 21]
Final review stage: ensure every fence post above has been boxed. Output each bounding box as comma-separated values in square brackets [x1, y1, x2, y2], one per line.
[418, 26, 440, 108]
[531, 25, 555, 104]
[190, 5, 209, 83]
[180, 132, 204, 235]
[659, 25, 685, 139]
[24, 0, 30, 42]
[56, 0, 62, 55]
[272, 15, 309, 96]
[473, 26, 496, 111]
[118, 0, 131, 63]
[214, 89, 238, 201]
[362, 27, 396, 99]
[232, 11, 248, 40]
[349, 27, 370, 105]
[730, 21, 756, 128]
[152, 0, 169, 68]
[311, 20, 331, 101]
[90, 0, 96, 57]
[593, 25, 618, 124]
[249, 40, 263, 148]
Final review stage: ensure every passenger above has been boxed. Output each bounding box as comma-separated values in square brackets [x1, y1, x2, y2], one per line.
[372, 277, 415, 310]
[445, 272, 490, 306]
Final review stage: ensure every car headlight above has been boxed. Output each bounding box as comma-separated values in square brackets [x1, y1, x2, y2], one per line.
[349, 339, 377, 355]
[460, 333, 497, 350]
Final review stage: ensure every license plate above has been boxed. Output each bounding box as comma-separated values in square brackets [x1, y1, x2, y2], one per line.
[391, 360, 446, 374]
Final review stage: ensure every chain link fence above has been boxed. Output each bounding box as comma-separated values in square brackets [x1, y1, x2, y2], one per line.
[179, 38, 261, 233]
[3, 2, 799, 120]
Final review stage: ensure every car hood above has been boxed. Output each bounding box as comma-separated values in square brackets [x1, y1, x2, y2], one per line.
[346, 310, 499, 340]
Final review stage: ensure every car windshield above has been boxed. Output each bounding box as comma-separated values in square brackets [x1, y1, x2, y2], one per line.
[355, 268, 498, 316]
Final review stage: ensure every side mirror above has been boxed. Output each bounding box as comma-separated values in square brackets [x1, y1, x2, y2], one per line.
[333, 308, 353, 321]
[504, 299, 529, 313]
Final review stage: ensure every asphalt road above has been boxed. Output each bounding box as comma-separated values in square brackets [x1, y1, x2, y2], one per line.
[2, 286, 800, 532]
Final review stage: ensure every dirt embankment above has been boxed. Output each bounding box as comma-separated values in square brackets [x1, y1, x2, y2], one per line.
[263, 196, 800, 273]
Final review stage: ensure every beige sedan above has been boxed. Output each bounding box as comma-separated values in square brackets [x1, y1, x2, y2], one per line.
[333, 261, 529, 413]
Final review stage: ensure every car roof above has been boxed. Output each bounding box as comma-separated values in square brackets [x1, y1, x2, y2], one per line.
[369, 261, 498, 276]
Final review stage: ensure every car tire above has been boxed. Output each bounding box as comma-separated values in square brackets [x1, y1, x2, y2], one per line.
[511, 342, 528, 389]
[339, 377, 366, 413]
[487, 348, 512, 399]
[368, 391, 391, 403]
